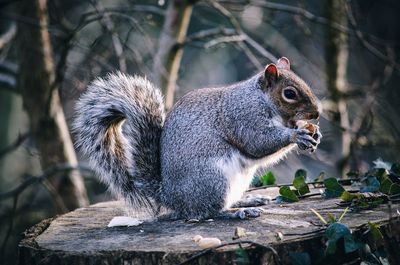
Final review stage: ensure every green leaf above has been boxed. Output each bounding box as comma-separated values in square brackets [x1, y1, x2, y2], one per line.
[295, 169, 307, 179]
[278, 186, 299, 202]
[326, 213, 336, 224]
[360, 176, 380, 193]
[323, 178, 345, 198]
[346, 171, 359, 177]
[344, 234, 360, 253]
[368, 222, 383, 241]
[380, 177, 400, 195]
[235, 248, 250, 264]
[314, 171, 325, 182]
[390, 163, 400, 176]
[340, 191, 356, 202]
[325, 222, 360, 255]
[371, 168, 389, 182]
[260, 171, 276, 186]
[380, 177, 392, 194]
[250, 176, 263, 187]
[293, 175, 310, 196]
[288, 251, 311, 265]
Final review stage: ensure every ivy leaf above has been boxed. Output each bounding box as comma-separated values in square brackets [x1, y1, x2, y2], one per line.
[360, 176, 380, 193]
[325, 223, 360, 255]
[367, 222, 383, 241]
[260, 171, 276, 186]
[288, 251, 311, 265]
[235, 247, 250, 264]
[344, 234, 360, 253]
[293, 175, 310, 196]
[314, 171, 325, 182]
[380, 177, 400, 195]
[326, 213, 336, 224]
[390, 163, 400, 176]
[340, 191, 356, 202]
[346, 171, 359, 178]
[323, 178, 345, 198]
[295, 169, 307, 179]
[278, 186, 299, 202]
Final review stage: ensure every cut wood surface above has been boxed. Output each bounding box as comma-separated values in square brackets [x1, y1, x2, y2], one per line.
[19, 188, 400, 265]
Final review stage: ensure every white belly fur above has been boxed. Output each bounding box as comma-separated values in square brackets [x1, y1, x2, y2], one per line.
[216, 144, 296, 208]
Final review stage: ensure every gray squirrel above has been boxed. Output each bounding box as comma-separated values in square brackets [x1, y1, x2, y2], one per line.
[73, 57, 321, 220]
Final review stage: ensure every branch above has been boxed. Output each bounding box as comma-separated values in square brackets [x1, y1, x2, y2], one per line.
[209, 1, 277, 64]
[89, 0, 127, 72]
[0, 73, 17, 94]
[345, 1, 400, 73]
[184, 27, 236, 44]
[218, 0, 400, 45]
[0, 164, 94, 201]
[0, 132, 29, 159]
[0, 22, 16, 49]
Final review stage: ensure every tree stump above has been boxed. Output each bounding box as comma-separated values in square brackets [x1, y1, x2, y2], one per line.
[18, 187, 400, 265]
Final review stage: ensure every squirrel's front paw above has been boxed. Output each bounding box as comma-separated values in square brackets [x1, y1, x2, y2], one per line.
[294, 128, 319, 152]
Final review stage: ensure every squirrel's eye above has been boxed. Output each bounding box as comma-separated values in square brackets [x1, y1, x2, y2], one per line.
[282, 87, 298, 102]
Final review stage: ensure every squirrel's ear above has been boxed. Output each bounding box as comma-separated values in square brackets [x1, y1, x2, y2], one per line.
[277, 57, 290, 70]
[264, 64, 279, 84]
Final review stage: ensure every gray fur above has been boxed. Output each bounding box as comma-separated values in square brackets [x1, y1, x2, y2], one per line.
[72, 72, 165, 212]
[73, 68, 320, 220]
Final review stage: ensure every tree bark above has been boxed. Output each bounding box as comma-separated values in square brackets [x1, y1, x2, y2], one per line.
[19, 188, 400, 265]
[152, 0, 196, 110]
[17, 0, 88, 211]
[325, 0, 351, 175]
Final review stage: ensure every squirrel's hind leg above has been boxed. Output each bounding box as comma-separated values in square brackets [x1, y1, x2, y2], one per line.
[231, 194, 271, 208]
[219, 207, 264, 219]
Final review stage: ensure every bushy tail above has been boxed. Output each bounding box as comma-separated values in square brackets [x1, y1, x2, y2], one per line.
[73, 72, 165, 212]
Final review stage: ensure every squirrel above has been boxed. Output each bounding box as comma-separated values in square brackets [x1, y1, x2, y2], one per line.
[73, 57, 321, 220]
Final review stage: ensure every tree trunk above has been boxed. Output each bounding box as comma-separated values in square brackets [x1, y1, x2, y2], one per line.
[18, 187, 400, 265]
[17, 0, 88, 211]
[152, 0, 195, 110]
[325, 0, 351, 175]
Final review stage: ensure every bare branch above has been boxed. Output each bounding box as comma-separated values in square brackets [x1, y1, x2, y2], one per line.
[209, 1, 277, 63]
[345, 2, 400, 73]
[0, 22, 16, 50]
[185, 27, 236, 44]
[0, 133, 29, 159]
[0, 164, 94, 201]
[204, 34, 246, 48]
[153, 0, 197, 110]
[218, 0, 400, 45]
[0, 73, 17, 94]
[89, 0, 127, 72]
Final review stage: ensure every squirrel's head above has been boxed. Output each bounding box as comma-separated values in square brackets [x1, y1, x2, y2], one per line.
[260, 57, 320, 126]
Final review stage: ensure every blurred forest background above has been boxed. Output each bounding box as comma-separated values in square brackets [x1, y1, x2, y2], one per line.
[0, 0, 400, 263]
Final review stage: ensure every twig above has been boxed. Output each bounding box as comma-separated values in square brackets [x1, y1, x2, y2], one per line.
[345, 1, 400, 73]
[89, 0, 127, 72]
[0, 164, 93, 200]
[209, 1, 277, 64]
[0, 22, 16, 49]
[177, 240, 281, 265]
[205, 34, 246, 48]
[218, 0, 399, 45]
[0, 132, 29, 159]
[0, 196, 17, 260]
